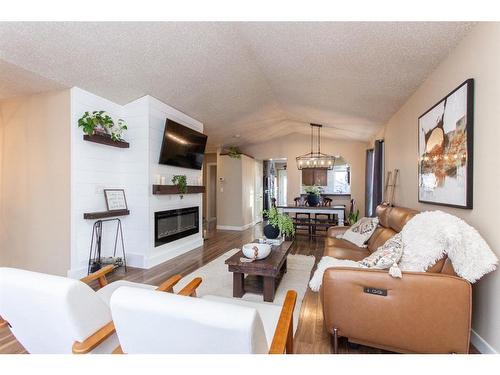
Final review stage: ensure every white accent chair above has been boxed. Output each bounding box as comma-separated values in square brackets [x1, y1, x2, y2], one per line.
[110, 285, 297, 354]
[0, 266, 188, 354]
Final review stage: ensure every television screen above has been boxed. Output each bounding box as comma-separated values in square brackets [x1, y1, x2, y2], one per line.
[159, 119, 208, 170]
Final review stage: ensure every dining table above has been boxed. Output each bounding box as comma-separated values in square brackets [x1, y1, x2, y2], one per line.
[276, 205, 346, 226]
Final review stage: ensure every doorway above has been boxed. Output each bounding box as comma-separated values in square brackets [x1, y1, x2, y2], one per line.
[263, 158, 287, 210]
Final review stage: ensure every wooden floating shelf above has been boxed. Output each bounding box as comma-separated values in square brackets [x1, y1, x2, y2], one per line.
[152, 185, 205, 195]
[83, 209, 130, 220]
[83, 134, 130, 148]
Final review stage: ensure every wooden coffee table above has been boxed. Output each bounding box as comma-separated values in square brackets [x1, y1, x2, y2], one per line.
[225, 240, 293, 302]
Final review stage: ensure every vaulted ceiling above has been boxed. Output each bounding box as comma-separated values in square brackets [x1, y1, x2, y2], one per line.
[0, 22, 474, 149]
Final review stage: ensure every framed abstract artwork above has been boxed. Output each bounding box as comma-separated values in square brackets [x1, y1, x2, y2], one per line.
[418, 79, 474, 209]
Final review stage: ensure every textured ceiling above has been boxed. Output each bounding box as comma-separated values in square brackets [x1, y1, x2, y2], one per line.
[0, 22, 474, 148]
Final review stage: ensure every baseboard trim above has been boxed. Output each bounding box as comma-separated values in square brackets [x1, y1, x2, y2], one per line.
[471, 329, 497, 354]
[217, 222, 255, 231]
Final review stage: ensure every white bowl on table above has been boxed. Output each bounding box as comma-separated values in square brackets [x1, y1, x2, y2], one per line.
[242, 243, 272, 260]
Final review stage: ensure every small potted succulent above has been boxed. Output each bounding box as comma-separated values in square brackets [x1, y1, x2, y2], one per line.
[262, 207, 295, 239]
[304, 185, 322, 207]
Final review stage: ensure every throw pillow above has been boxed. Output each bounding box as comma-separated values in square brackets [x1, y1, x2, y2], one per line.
[360, 232, 404, 269]
[341, 217, 379, 247]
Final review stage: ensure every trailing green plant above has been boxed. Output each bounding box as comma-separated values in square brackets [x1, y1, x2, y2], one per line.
[263, 207, 295, 238]
[172, 175, 187, 198]
[227, 146, 242, 159]
[111, 119, 128, 141]
[77, 111, 128, 142]
[304, 185, 322, 196]
[347, 209, 360, 226]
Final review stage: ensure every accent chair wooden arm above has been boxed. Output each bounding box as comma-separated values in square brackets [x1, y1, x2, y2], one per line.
[72, 322, 116, 354]
[80, 265, 115, 288]
[0, 316, 9, 328]
[269, 290, 297, 354]
[177, 277, 203, 297]
[156, 274, 183, 292]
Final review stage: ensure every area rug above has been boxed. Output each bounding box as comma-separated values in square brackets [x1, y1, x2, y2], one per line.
[174, 248, 315, 332]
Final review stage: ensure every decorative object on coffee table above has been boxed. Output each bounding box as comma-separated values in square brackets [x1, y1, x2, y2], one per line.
[418, 79, 474, 209]
[242, 243, 272, 260]
[104, 189, 128, 211]
[225, 240, 293, 302]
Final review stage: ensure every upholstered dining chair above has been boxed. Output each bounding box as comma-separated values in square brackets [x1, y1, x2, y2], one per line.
[110, 285, 298, 354]
[0, 266, 193, 354]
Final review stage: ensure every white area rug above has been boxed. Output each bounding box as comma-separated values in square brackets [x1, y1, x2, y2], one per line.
[175, 248, 315, 332]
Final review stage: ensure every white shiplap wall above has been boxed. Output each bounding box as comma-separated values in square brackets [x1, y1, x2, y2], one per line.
[69, 88, 203, 277]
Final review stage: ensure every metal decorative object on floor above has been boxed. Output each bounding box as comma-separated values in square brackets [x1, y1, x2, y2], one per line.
[87, 218, 127, 274]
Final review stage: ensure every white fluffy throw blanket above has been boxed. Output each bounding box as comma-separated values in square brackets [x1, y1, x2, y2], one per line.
[399, 211, 497, 283]
[309, 211, 498, 292]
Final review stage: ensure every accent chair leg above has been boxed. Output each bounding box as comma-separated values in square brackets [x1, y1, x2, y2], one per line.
[332, 328, 339, 354]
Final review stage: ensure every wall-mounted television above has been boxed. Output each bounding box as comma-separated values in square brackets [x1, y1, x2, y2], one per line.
[159, 119, 208, 170]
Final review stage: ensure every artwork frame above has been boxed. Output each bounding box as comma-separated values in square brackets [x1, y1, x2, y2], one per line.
[418, 79, 474, 209]
[104, 189, 128, 211]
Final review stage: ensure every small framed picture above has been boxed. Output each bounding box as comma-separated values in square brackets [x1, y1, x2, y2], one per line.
[104, 189, 128, 211]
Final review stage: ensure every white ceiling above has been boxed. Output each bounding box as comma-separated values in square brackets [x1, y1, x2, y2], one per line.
[0, 22, 474, 148]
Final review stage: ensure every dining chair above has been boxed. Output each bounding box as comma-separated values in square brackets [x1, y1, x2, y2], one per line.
[293, 196, 311, 236]
[314, 197, 335, 235]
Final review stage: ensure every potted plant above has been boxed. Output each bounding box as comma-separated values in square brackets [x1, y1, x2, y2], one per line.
[304, 185, 322, 207]
[347, 209, 360, 226]
[172, 175, 187, 199]
[227, 146, 242, 159]
[262, 207, 295, 239]
[78, 111, 128, 142]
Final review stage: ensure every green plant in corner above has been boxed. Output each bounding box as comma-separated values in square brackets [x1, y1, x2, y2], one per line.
[263, 207, 295, 238]
[347, 209, 360, 226]
[172, 175, 187, 199]
[227, 146, 242, 159]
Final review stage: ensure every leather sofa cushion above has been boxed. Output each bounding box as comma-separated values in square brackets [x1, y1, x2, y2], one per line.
[366, 227, 397, 252]
[324, 244, 369, 261]
[387, 207, 418, 232]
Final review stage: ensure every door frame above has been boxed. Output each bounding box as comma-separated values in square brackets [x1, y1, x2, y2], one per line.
[206, 162, 217, 220]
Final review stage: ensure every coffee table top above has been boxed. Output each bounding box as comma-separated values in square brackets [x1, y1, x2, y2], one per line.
[225, 240, 293, 276]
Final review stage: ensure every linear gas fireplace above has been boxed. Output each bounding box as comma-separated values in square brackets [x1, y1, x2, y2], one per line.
[154, 207, 199, 247]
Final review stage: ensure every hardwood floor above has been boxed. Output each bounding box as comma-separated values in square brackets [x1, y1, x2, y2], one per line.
[0, 224, 479, 354]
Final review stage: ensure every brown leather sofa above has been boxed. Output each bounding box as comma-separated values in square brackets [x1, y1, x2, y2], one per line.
[321, 204, 472, 354]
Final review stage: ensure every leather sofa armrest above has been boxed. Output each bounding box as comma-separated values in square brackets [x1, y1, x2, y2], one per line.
[321, 268, 471, 353]
[327, 226, 350, 238]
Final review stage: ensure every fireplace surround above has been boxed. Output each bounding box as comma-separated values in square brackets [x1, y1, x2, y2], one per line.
[154, 207, 200, 247]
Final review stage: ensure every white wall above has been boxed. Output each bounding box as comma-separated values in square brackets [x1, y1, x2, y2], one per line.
[145, 97, 203, 268]
[216, 154, 260, 230]
[70, 88, 203, 277]
[375, 23, 500, 353]
[70, 88, 149, 276]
